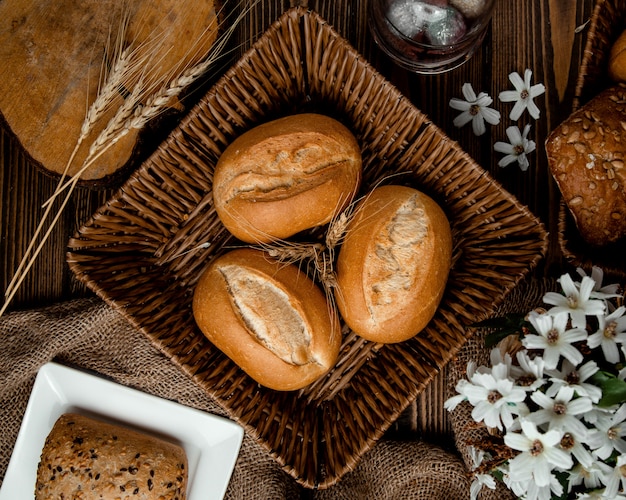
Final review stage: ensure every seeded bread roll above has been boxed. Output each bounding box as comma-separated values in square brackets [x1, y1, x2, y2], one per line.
[212, 113, 362, 244]
[192, 248, 341, 391]
[35, 413, 187, 499]
[334, 185, 452, 344]
[546, 84, 626, 246]
[609, 29, 626, 82]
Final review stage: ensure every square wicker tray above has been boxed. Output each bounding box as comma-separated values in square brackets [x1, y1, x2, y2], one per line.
[67, 7, 548, 489]
[558, 0, 626, 282]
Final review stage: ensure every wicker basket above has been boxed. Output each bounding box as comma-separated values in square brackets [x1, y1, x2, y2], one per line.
[558, 0, 626, 282]
[67, 7, 548, 489]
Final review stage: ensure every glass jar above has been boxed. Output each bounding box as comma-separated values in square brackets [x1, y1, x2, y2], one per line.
[368, 0, 496, 74]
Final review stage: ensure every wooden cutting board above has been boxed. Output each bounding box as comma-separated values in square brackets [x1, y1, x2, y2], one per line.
[0, 0, 220, 185]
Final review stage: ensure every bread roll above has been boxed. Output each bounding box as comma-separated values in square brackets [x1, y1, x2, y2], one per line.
[546, 84, 626, 246]
[193, 248, 341, 391]
[609, 29, 626, 82]
[212, 113, 362, 243]
[36, 413, 187, 499]
[334, 185, 452, 343]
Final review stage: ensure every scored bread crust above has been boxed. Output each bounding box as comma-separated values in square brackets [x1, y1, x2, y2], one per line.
[192, 248, 341, 391]
[335, 185, 452, 343]
[35, 413, 187, 499]
[546, 84, 626, 247]
[212, 113, 362, 243]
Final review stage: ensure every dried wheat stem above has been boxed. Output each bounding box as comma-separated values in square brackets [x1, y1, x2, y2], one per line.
[6, 20, 138, 296]
[0, 177, 81, 317]
[2, 0, 256, 316]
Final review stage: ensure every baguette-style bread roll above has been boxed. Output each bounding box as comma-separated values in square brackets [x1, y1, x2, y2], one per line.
[546, 84, 626, 246]
[334, 185, 452, 343]
[193, 248, 341, 391]
[36, 413, 187, 499]
[609, 29, 626, 82]
[212, 113, 362, 243]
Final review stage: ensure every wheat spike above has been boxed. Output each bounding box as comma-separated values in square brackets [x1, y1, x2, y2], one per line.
[1, 0, 258, 317]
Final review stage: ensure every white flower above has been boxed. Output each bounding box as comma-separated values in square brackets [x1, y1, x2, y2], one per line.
[511, 350, 546, 392]
[504, 420, 572, 487]
[576, 266, 621, 301]
[587, 403, 626, 459]
[558, 430, 596, 469]
[523, 311, 587, 369]
[575, 489, 626, 499]
[494, 124, 536, 170]
[528, 386, 592, 437]
[567, 461, 613, 492]
[546, 359, 602, 404]
[467, 446, 496, 500]
[449, 82, 501, 136]
[603, 454, 626, 499]
[587, 306, 626, 364]
[498, 68, 546, 120]
[543, 273, 606, 329]
[522, 473, 564, 500]
[464, 365, 527, 430]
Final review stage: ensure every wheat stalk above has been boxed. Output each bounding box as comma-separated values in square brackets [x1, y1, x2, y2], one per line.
[1, 0, 257, 317]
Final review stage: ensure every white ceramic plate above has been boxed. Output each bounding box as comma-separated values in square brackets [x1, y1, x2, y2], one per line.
[0, 362, 243, 499]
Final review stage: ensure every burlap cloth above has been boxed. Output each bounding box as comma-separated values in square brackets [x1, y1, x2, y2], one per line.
[0, 276, 554, 498]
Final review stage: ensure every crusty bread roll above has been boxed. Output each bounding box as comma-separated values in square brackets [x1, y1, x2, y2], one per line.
[36, 413, 187, 499]
[546, 84, 626, 246]
[212, 113, 362, 243]
[193, 248, 341, 391]
[609, 29, 626, 82]
[334, 185, 452, 343]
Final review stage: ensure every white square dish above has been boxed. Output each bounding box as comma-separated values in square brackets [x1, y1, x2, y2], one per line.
[0, 362, 243, 500]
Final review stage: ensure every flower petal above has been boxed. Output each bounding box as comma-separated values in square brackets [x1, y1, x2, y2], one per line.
[449, 97, 471, 111]
[472, 116, 486, 136]
[453, 111, 473, 128]
[498, 90, 519, 103]
[509, 71, 525, 91]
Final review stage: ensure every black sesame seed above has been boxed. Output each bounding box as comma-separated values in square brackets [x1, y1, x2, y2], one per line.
[120, 485, 126, 492]
[148, 479, 153, 491]
[167, 482, 173, 488]
[133, 488, 139, 494]
[95, 473, 100, 480]
[150, 470, 155, 477]
[135, 453, 141, 459]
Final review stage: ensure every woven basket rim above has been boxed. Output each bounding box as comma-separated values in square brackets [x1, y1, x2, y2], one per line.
[67, 7, 548, 489]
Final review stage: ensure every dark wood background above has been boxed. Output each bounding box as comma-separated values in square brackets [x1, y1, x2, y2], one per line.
[0, 0, 595, 445]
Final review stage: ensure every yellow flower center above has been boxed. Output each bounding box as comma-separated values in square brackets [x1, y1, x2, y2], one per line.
[604, 321, 618, 339]
[487, 390, 502, 404]
[547, 328, 560, 344]
[530, 440, 544, 456]
[553, 402, 567, 415]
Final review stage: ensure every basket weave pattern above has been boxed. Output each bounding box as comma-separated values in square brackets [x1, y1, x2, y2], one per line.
[558, 0, 626, 281]
[67, 8, 547, 489]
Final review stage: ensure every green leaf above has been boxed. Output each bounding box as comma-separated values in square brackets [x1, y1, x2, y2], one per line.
[589, 371, 626, 407]
[473, 314, 531, 348]
[599, 378, 626, 407]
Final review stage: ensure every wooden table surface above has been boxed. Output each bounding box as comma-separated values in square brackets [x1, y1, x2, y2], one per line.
[0, 0, 596, 456]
